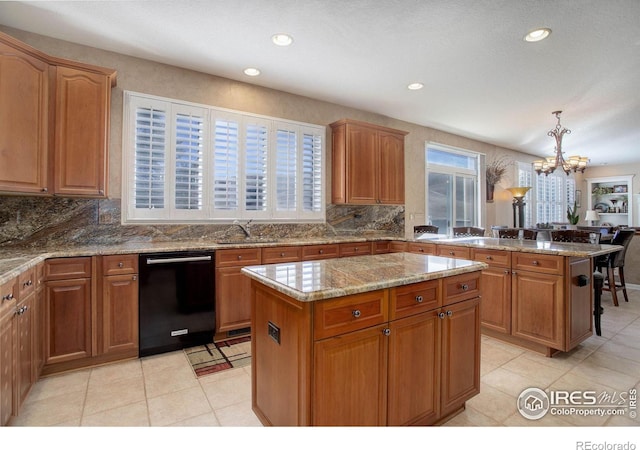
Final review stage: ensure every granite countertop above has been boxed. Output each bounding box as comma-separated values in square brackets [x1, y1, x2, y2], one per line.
[241, 252, 487, 302]
[422, 236, 622, 258]
[0, 235, 622, 286]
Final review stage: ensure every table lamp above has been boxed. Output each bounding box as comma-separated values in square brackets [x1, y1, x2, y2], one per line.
[584, 210, 600, 226]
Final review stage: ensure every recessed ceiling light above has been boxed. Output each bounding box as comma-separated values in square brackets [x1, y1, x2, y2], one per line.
[243, 67, 261, 76]
[272, 33, 293, 46]
[407, 82, 424, 90]
[524, 28, 551, 42]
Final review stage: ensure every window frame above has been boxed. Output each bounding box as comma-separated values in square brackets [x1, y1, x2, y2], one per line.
[122, 91, 326, 224]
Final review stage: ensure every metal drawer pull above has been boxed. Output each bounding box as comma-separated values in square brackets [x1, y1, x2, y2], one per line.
[447, 310, 453, 317]
[2, 293, 15, 302]
[147, 256, 212, 265]
[280, 252, 285, 257]
[486, 255, 493, 260]
[449, 251, 455, 255]
[118, 262, 124, 268]
[319, 249, 324, 254]
[532, 260, 539, 265]
[352, 309, 361, 318]
[460, 284, 469, 291]
[438, 312, 446, 319]
[415, 295, 424, 303]
[382, 328, 391, 336]
[23, 279, 33, 287]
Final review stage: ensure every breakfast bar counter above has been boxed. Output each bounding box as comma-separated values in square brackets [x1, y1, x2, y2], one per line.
[242, 252, 487, 426]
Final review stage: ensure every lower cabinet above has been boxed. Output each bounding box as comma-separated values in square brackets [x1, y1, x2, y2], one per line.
[0, 277, 17, 425]
[252, 271, 481, 426]
[43, 255, 139, 375]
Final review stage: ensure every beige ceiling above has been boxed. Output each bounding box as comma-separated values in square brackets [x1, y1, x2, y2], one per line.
[1, 0, 639, 166]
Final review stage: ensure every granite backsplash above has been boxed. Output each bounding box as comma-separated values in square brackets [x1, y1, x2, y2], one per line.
[0, 196, 404, 249]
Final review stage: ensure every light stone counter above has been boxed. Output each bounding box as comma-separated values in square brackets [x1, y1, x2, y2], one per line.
[241, 252, 487, 302]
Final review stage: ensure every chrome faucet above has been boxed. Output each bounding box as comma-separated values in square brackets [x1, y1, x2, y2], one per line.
[233, 219, 252, 238]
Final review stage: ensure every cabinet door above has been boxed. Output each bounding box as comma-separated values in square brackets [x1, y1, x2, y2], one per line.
[53, 66, 110, 197]
[0, 313, 14, 426]
[511, 270, 563, 348]
[440, 297, 480, 417]
[378, 131, 404, 204]
[15, 295, 33, 410]
[102, 274, 139, 355]
[0, 41, 49, 194]
[388, 310, 440, 425]
[45, 278, 92, 364]
[313, 324, 388, 426]
[346, 124, 378, 204]
[479, 267, 512, 334]
[216, 266, 252, 332]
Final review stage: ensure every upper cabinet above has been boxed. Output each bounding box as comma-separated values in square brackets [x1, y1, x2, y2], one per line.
[586, 175, 635, 228]
[330, 119, 408, 205]
[0, 31, 116, 198]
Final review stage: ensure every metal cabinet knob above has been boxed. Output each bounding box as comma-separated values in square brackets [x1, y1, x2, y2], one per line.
[2, 293, 14, 302]
[319, 249, 324, 254]
[382, 328, 391, 336]
[486, 255, 493, 260]
[460, 284, 469, 291]
[449, 251, 455, 255]
[237, 255, 242, 260]
[280, 252, 285, 257]
[415, 295, 424, 303]
[447, 310, 453, 317]
[532, 260, 539, 266]
[23, 279, 33, 287]
[352, 309, 361, 318]
[438, 312, 446, 319]
[118, 262, 124, 268]
[132, 275, 138, 281]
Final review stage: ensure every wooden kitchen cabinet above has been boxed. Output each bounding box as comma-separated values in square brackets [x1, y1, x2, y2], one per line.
[407, 241, 436, 255]
[99, 255, 138, 356]
[215, 248, 261, 334]
[0, 31, 116, 198]
[436, 244, 470, 260]
[0, 277, 17, 426]
[330, 119, 407, 205]
[301, 244, 340, 260]
[52, 66, 112, 197]
[44, 257, 93, 367]
[0, 38, 49, 194]
[15, 268, 37, 411]
[251, 268, 482, 426]
[338, 241, 372, 257]
[472, 248, 512, 334]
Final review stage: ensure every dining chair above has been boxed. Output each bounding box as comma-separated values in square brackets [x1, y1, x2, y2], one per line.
[498, 228, 537, 240]
[551, 229, 598, 244]
[452, 226, 485, 237]
[414, 225, 439, 234]
[595, 229, 635, 306]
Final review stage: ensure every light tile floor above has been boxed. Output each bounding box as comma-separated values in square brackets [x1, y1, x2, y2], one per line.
[9, 289, 640, 428]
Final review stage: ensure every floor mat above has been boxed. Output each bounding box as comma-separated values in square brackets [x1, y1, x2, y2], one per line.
[184, 336, 251, 377]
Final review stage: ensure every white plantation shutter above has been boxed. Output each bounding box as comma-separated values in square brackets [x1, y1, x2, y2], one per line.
[213, 118, 240, 211]
[123, 91, 324, 223]
[245, 122, 268, 212]
[302, 131, 322, 213]
[174, 110, 205, 211]
[134, 106, 166, 210]
[275, 128, 297, 213]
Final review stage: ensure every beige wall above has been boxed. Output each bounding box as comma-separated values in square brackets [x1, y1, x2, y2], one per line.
[4, 26, 636, 237]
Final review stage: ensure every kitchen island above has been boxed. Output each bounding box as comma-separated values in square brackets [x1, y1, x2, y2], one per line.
[241, 252, 487, 426]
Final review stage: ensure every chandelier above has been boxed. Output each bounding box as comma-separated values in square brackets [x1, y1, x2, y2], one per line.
[532, 111, 589, 176]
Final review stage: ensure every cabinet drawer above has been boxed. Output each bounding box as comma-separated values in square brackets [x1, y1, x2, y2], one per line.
[215, 248, 261, 267]
[262, 246, 302, 264]
[302, 244, 340, 261]
[513, 253, 563, 275]
[442, 272, 481, 306]
[406, 242, 436, 255]
[102, 254, 138, 275]
[390, 241, 407, 253]
[313, 290, 388, 340]
[437, 245, 470, 260]
[44, 257, 92, 280]
[390, 279, 440, 320]
[372, 241, 391, 254]
[18, 266, 36, 298]
[472, 248, 511, 268]
[1, 277, 17, 317]
[339, 242, 372, 257]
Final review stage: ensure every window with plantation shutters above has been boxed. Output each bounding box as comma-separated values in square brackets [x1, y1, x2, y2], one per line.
[122, 91, 325, 223]
[133, 105, 166, 210]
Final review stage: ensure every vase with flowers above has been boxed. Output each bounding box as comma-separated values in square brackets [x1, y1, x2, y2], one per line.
[485, 155, 511, 202]
[567, 200, 580, 228]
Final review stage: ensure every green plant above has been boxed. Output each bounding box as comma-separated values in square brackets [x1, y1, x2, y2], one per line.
[567, 200, 579, 225]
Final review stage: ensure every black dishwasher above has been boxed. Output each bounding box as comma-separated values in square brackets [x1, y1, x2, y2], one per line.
[138, 251, 215, 357]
